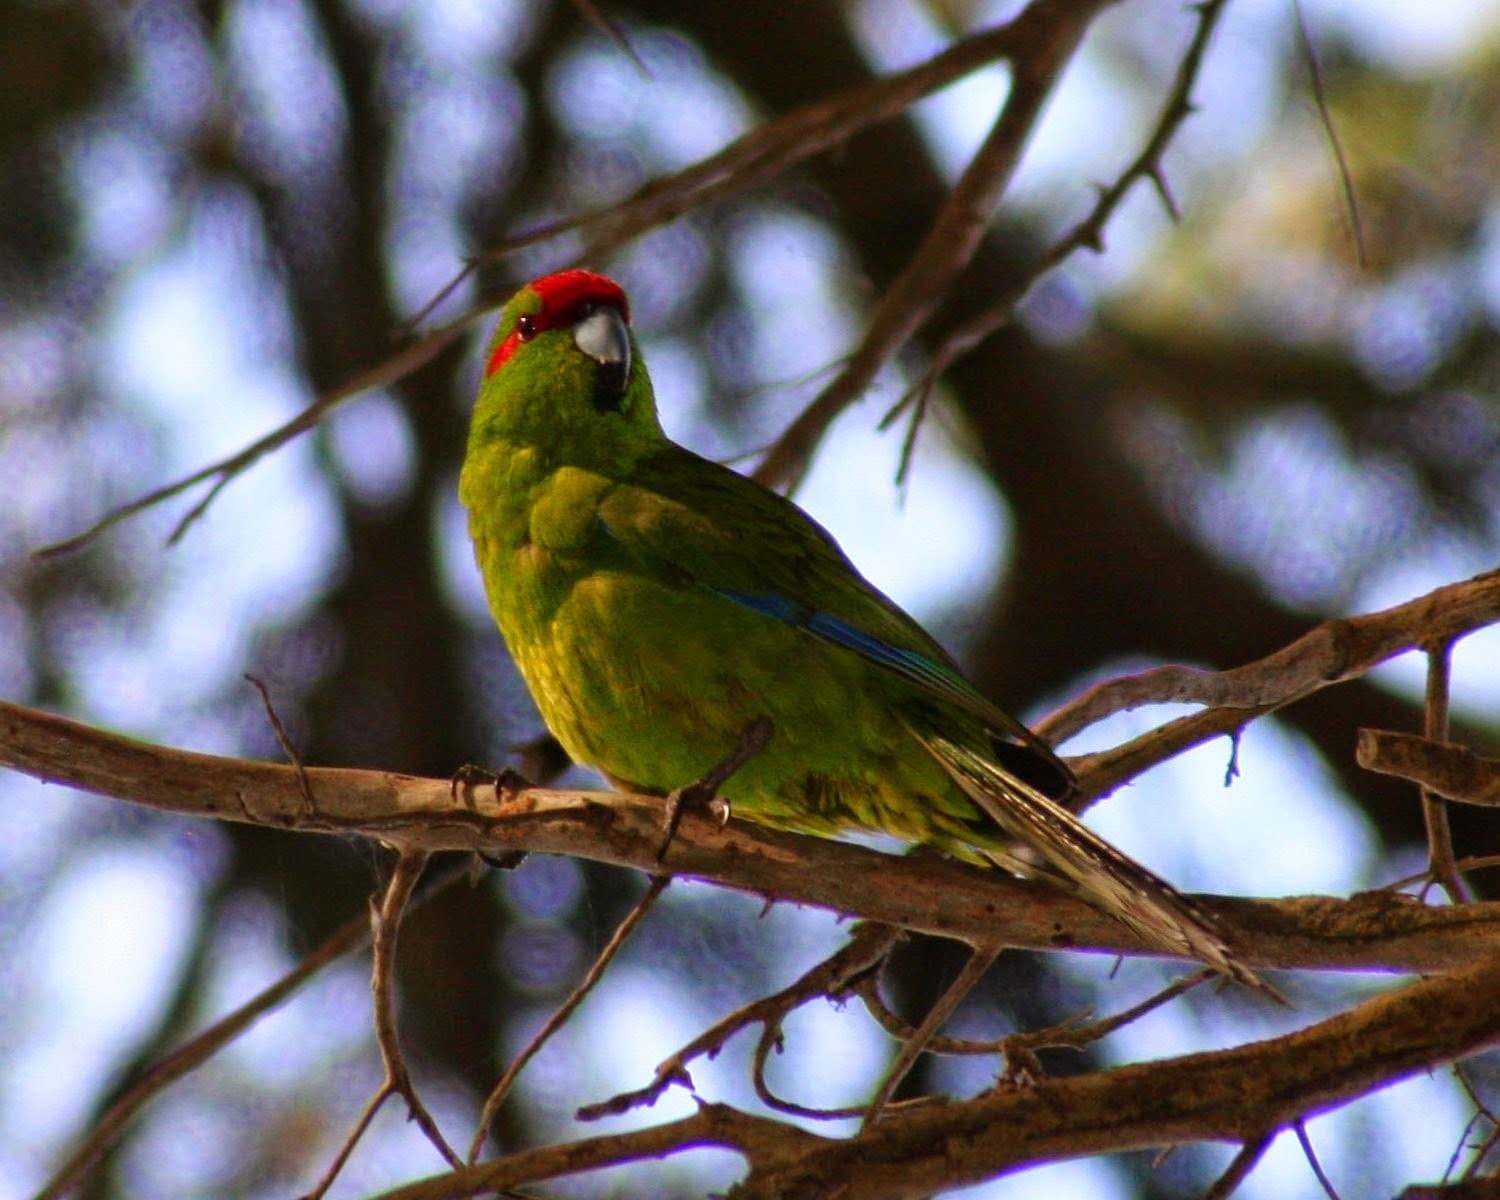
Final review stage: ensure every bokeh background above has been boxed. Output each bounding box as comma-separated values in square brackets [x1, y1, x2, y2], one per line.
[3, 0, 1500, 1195]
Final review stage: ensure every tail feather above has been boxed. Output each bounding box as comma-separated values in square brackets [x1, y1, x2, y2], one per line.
[909, 723, 1272, 995]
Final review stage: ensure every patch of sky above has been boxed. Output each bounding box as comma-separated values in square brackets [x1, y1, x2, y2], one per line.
[326, 390, 417, 509]
[0, 845, 203, 1162]
[124, 0, 216, 142]
[1352, 257, 1480, 392]
[398, 0, 532, 68]
[205, 893, 373, 1089]
[225, 0, 348, 180]
[85, 185, 340, 740]
[548, 25, 749, 173]
[1479, 205, 1500, 325]
[1308, 0, 1500, 75]
[433, 475, 492, 622]
[66, 122, 177, 268]
[386, 74, 523, 315]
[1182, 405, 1424, 613]
[1060, 695, 1379, 897]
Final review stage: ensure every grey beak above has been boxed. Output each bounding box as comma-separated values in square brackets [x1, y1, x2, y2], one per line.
[573, 305, 631, 374]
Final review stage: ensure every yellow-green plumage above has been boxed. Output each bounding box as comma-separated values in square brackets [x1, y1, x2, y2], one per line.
[462, 270, 1258, 987]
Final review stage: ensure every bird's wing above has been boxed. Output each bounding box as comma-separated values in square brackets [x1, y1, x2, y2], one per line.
[597, 448, 1064, 774]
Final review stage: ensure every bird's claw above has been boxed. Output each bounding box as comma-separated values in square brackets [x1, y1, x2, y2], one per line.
[449, 763, 532, 811]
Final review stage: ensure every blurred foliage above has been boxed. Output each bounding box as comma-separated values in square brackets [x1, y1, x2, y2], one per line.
[1, 0, 1498, 1197]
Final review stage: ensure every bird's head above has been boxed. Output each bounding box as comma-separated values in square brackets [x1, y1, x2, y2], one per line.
[472, 269, 662, 466]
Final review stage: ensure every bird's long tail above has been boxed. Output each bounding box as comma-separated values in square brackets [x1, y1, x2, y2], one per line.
[908, 723, 1271, 995]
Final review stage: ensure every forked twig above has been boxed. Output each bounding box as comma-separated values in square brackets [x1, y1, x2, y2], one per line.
[879, 0, 1230, 470]
[861, 942, 1002, 1128]
[467, 874, 670, 1161]
[577, 922, 902, 1121]
[304, 850, 460, 1199]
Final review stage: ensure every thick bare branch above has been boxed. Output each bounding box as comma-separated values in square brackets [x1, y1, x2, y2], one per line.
[5, 697, 1500, 975]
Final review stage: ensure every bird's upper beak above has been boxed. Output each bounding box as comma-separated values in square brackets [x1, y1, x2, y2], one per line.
[573, 305, 631, 375]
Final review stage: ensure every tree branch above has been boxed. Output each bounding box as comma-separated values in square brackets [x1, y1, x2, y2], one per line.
[1358, 731, 1500, 808]
[5, 696, 1500, 976]
[368, 951, 1500, 1200]
[752, 0, 1119, 491]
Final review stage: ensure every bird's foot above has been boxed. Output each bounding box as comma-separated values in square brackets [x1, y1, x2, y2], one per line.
[449, 763, 532, 811]
[655, 717, 773, 862]
[450, 764, 532, 874]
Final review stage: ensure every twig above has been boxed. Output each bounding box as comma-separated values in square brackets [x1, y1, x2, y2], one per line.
[577, 922, 901, 1120]
[1358, 733, 1500, 808]
[750, 1018, 867, 1121]
[851, 966, 1212, 1076]
[305, 850, 460, 1199]
[1202, 1133, 1275, 1200]
[35, 312, 476, 559]
[877, 0, 1230, 445]
[467, 874, 670, 1160]
[567, 0, 649, 78]
[1291, 0, 1366, 270]
[244, 674, 314, 815]
[1047, 568, 1500, 805]
[1419, 640, 1471, 904]
[32, 859, 470, 1200]
[861, 943, 1002, 1128]
[753, 0, 1116, 492]
[1294, 1118, 1343, 1200]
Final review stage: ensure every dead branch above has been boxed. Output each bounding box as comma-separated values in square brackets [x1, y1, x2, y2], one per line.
[1038, 568, 1500, 748]
[306, 851, 460, 1199]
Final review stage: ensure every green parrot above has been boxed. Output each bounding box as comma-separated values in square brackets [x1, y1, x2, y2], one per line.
[460, 269, 1256, 987]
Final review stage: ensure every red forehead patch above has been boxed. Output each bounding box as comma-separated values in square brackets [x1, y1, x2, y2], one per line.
[485, 269, 630, 377]
[531, 270, 630, 326]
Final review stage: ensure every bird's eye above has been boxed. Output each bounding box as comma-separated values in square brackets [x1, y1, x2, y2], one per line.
[516, 314, 538, 341]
